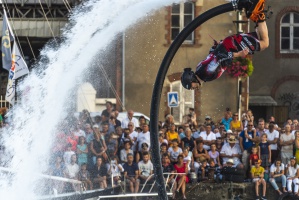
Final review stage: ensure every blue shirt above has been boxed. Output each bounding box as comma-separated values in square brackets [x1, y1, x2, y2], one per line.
[221, 118, 232, 131]
[239, 130, 255, 150]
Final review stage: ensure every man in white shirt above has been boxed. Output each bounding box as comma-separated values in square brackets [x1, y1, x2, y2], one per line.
[265, 123, 280, 163]
[198, 124, 216, 150]
[220, 135, 243, 169]
[136, 124, 151, 152]
[65, 154, 80, 191]
[121, 110, 139, 129]
[138, 151, 154, 183]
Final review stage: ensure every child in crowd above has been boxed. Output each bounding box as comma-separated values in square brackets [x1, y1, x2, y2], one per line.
[168, 139, 182, 164]
[63, 143, 75, 165]
[286, 157, 299, 195]
[120, 141, 133, 164]
[259, 133, 271, 172]
[197, 159, 209, 182]
[251, 159, 267, 200]
[160, 143, 169, 157]
[208, 143, 221, 167]
[78, 163, 93, 190]
[77, 136, 88, 166]
[207, 159, 222, 182]
[107, 156, 124, 186]
[249, 146, 259, 168]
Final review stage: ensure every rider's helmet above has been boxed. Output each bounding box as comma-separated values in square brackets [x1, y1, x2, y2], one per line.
[181, 68, 199, 90]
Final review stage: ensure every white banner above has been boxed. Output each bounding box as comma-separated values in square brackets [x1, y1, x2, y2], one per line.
[12, 42, 29, 80]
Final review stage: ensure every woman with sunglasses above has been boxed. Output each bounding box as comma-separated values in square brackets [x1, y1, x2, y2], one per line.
[230, 112, 243, 133]
[269, 159, 287, 195]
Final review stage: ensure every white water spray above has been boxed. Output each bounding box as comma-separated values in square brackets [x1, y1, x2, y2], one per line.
[0, 0, 181, 199]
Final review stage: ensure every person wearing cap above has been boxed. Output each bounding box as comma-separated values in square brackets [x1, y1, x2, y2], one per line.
[220, 135, 243, 169]
[251, 159, 267, 200]
[286, 157, 299, 195]
[204, 116, 215, 130]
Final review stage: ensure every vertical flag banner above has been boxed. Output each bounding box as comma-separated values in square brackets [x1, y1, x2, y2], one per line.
[12, 42, 29, 79]
[2, 9, 14, 71]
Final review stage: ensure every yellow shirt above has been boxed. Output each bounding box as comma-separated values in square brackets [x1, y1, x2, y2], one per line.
[231, 120, 241, 130]
[251, 166, 265, 177]
[166, 131, 179, 146]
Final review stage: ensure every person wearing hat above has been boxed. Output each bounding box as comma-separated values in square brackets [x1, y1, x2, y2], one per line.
[251, 159, 267, 200]
[286, 157, 299, 195]
[220, 135, 243, 169]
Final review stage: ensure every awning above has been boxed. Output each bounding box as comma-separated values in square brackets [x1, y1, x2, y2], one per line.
[249, 96, 277, 106]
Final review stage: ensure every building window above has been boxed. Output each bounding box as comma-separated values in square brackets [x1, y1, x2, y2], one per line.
[171, 2, 194, 44]
[170, 81, 194, 123]
[280, 12, 299, 53]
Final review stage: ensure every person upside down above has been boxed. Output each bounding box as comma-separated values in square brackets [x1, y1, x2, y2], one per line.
[181, 0, 269, 90]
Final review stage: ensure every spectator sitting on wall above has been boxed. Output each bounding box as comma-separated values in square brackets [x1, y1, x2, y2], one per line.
[91, 157, 108, 189]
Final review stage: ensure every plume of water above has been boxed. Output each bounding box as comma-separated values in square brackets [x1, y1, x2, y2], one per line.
[0, 0, 181, 198]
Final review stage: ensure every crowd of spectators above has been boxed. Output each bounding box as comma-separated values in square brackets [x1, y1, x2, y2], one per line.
[2, 102, 299, 200]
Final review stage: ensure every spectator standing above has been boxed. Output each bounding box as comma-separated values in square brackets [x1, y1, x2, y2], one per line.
[239, 122, 256, 173]
[121, 110, 139, 129]
[295, 131, 299, 164]
[280, 124, 295, 165]
[102, 101, 113, 119]
[230, 112, 243, 133]
[136, 124, 151, 153]
[269, 159, 287, 195]
[74, 123, 86, 138]
[63, 143, 75, 165]
[90, 132, 108, 164]
[106, 132, 119, 157]
[265, 123, 280, 163]
[163, 114, 175, 128]
[127, 122, 138, 151]
[259, 134, 271, 171]
[220, 110, 232, 131]
[85, 124, 95, 144]
[198, 124, 216, 151]
[251, 159, 267, 200]
[77, 136, 88, 166]
[123, 153, 140, 193]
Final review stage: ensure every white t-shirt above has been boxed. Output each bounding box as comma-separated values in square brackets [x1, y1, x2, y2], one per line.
[286, 164, 299, 178]
[168, 147, 183, 161]
[199, 131, 216, 150]
[265, 129, 280, 150]
[74, 129, 86, 138]
[121, 117, 139, 128]
[192, 131, 200, 139]
[138, 160, 153, 176]
[220, 143, 242, 164]
[183, 155, 192, 171]
[66, 163, 80, 178]
[137, 131, 151, 151]
[122, 131, 138, 151]
[108, 163, 124, 177]
[280, 133, 295, 152]
[270, 163, 285, 174]
[63, 151, 75, 165]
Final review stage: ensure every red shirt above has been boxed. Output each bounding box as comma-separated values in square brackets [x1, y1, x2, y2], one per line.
[249, 153, 259, 164]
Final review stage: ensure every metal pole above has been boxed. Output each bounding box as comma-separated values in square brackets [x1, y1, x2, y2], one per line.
[150, 2, 237, 200]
